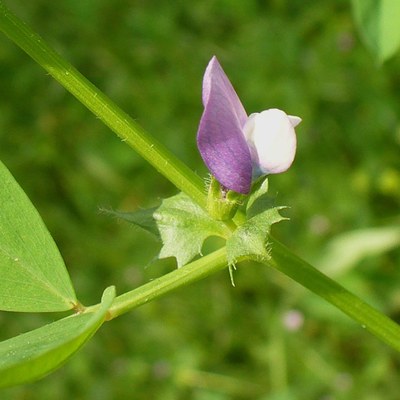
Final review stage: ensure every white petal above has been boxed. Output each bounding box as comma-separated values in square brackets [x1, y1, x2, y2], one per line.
[288, 115, 302, 127]
[243, 108, 300, 175]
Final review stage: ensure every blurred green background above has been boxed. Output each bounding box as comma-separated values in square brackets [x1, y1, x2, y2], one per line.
[1, 0, 400, 399]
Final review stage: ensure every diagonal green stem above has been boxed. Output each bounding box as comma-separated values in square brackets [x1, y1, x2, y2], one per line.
[85, 247, 228, 319]
[0, 1, 206, 209]
[95, 239, 400, 351]
[267, 237, 400, 352]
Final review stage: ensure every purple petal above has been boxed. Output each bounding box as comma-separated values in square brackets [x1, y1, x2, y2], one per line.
[202, 56, 248, 127]
[197, 57, 252, 194]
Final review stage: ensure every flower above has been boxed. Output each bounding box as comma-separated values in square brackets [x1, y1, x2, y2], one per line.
[197, 56, 301, 194]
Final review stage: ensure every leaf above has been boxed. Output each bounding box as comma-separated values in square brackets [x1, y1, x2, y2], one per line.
[352, 0, 400, 62]
[154, 193, 230, 267]
[226, 206, 287, 266]
[318, 226, 400, 276]
[103, 207, 159, 237]
[0, 160, 77, 312]
[246, 177, 273, 218]
[0, 286, 115, 388]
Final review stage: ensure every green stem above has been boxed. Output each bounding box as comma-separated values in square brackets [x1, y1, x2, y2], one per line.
[267, 237, 400, 352]
[0, 1, 206, 209]
[93, 248, 227, 320]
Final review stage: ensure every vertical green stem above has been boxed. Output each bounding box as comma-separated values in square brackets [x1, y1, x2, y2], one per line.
[0, 1, 206, 209]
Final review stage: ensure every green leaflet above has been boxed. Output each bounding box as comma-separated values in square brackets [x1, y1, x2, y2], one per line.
[154, 193, 231, 267]
[226, 179, 287, 265]
[111, 180, 286, 269]
[104, 207, 160, 237]
[0, 160, 77, 312]
[108, 193, 230, 267]
[246, 177, 272, 218]
[352, 0, 400, 62]
[226, 207, 287, 266]
[0, 286, 115, 388]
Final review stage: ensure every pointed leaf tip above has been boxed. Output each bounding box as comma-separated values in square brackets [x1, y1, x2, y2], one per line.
[0, 160, 76, 312]
[226, 206, 288, 266]
[0, 286, 115, 388]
